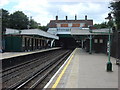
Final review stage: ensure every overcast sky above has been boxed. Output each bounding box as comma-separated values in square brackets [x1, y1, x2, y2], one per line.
[0, 0, 113, 26]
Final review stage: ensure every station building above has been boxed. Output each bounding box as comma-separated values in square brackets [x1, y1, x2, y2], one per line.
[5, 28, 59, 52]
[47, 15, 93, 48]
[47, 15, 112, 53]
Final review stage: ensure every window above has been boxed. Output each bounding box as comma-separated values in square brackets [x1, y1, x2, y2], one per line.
[99, 39, 103, 43]
[61, 24, 68, 27]
[94, 39, 98, 43]
[72, 23, 80, 27]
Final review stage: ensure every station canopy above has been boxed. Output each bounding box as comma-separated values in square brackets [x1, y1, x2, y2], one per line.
[71, 28, 113, 35]
[70, 27, 113, 41]
[5, 28, 59, 40]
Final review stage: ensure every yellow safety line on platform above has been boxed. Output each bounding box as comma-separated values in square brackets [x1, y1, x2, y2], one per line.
[51, 48, 76, 89]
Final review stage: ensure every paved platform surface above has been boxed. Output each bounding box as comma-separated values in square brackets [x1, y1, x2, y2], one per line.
[0, 47, 61, 60]
[45, 48, 118, 88]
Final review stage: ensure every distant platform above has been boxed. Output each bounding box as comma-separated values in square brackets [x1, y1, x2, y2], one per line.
[0, 47, 61, 60]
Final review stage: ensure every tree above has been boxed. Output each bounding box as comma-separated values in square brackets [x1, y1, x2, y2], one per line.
[1, 9, 10, 34]
[1, 9, 44, 31]
[38, 25, 48, 31]
[109, 1, 120, 29]
[93, 22, 108, 29]
[9, 11, 29, 29]
[29, 18, 38, 29]
[1, 9, 11, 51]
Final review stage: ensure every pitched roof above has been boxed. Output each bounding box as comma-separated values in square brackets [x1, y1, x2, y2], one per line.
[5, 28, 59, 40]
[48, 19, 93, 28]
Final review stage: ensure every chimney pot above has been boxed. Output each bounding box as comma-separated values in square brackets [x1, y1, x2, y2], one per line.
[75, 15, 77, 20]
[85, 15, 87, 20]
[66, 16, 68, 20]
[56, 16, 58, 20]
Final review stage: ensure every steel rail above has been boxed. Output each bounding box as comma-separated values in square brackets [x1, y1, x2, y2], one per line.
[6, 50, 70, 90]
[2, 50, 62, 83]
[30, 51, 71, 89]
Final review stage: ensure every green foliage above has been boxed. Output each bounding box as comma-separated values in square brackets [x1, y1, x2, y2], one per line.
[108, 20, 114, 27]
[29, 19, 38, 29]
[38, 26, 48, 31]
[1, 9, 10, 33]
[93, 22, 108, 29]
[9, 11, 29, 29]
[109, 1, 120, 29]
[1, 9, 39, 30]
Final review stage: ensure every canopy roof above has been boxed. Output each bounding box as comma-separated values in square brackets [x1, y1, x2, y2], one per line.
[5, 28, 59, 40]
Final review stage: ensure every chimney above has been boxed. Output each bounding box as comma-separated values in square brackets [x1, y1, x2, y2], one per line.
[75, 15, 77, 20]
[56, 16, 58, 20]
[85, 15, 87, 20]
[66, 16, 68, 20]
[85, 15, 88, 27]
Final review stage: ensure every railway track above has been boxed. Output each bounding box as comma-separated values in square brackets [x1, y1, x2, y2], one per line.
[2, 50, 61, 83]
[2, 49, 72, 89]
[2, 50, 65, 88]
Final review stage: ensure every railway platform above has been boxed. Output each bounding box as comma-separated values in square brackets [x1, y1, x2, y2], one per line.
[0, 47, 61, 60]
[1, 47, 61, 69]
[44, 48, 118, 89]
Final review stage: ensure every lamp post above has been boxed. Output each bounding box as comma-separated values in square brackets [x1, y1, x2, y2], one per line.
[105, 13, 113, 72]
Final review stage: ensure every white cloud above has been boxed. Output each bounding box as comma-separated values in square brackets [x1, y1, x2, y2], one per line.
[1, 0, 112, 25]
[34, 14, 54, 25]
[11, 0, 51, 25]
[0, 0, 9, 7]
[0, 0, 17, 7]
[47, 0, 113, 3]
[62, 3, 107, 15]
[60, 2, 110, 24]
[13, 0, 49, 12]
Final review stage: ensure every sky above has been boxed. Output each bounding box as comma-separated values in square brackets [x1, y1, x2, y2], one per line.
[0, 0, 113, 26]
